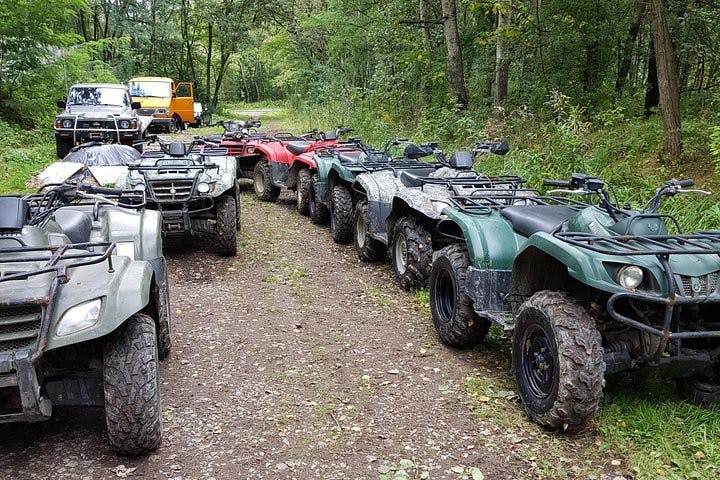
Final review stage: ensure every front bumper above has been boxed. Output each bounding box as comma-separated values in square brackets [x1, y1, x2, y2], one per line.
[0, 348, 52, 423]
[55, 129, 140, 144]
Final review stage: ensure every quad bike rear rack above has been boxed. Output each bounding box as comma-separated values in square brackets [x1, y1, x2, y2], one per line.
[447, 189, 588, 215]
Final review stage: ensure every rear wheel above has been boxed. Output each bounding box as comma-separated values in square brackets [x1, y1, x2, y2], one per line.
[216, 194, 238, 256]
[391, 216, 433, 290]
[297, 168, 312, 216]
[354, 199, 386, 262]
[513, 291, 605, 432]
[56, 138, 73, 159]
[253, 159, 281, 202]
[678, 373, 720, 407]
[308, 174, 329, 224]
[103, 314, 162, 455]
[330, 183, 353, 244]
[429, 244, 489, 347]
[154, 281, 172, 360]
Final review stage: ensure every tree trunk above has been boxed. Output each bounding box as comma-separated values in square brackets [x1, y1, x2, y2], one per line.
[649, 0, 681, 160]
[418, 0, 431, 105]
[494, 2, 510, 109]
[616, 0, 646, 95]
[440, 0, 468, 108]
[206, 22, 213, 109]
[644, 38, 659, 117]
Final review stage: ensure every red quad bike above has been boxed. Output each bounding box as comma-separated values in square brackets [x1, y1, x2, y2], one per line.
[202, 119, 268, 179]
[250, 127, 355, 212]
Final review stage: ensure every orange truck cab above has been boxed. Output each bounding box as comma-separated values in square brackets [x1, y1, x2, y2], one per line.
[128, 77, 195, 132]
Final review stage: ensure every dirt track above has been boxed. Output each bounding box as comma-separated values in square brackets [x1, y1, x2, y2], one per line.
[0, 186, 624, 479]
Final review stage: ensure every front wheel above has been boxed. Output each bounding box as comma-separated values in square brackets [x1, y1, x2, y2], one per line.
[215, 194, 238, 256]
[512, 291, 605, 432]
[103, 314, 162, 455]
[429, 244, 489, 347]
[354, 199, 386, 262]
[253, 159, 281, 202]
[330, 183, 353, 244]
[296, 168, 313, 216]
[391, 216, 433, 290]
[56, 138, 73, 159]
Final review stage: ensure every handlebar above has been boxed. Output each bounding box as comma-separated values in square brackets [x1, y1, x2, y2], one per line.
[543, 179, 571, 188]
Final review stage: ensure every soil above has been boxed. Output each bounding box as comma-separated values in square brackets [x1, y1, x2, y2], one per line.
[0, 127, 627, 479]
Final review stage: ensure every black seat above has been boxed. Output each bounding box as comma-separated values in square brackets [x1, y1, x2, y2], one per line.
[285, 141, 310, 155]
[206, 134, 224, 143]
[399, 170, 424, 188]
[338, 152, 362, 163]
[55, 209, 92, 244]
[500, 206, 576, 237]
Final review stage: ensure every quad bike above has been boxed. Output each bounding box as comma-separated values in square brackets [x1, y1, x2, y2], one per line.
[115, 137, 240, 256]
[427, 174, 720, 431]
[0, 182, 170, 454]
[352, 141, 519, 290]
[249, 127, 355, 206]
[311, 138, 449, 244]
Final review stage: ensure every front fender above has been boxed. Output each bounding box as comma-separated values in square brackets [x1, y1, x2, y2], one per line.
[314, 154, 337, 183]
[45, 257, 153, 351]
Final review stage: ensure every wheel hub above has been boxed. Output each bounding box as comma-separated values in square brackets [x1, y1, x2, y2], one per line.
[356, 214, 366, 248]
[394, 234, 407, 275]
[522, 325, 555, 399]
[254, 171, 265, 194]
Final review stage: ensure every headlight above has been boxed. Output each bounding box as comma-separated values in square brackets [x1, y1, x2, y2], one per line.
[133, 183, 146, 192]
[156, 108, 167, 115]
[56, 298, 102, 336]
[119, 120, 130, 129]
[197, 182, 211, 193]
[617, 265, 643, 290]
[62, 119, 73, 128]
[115, 241, 135, 260]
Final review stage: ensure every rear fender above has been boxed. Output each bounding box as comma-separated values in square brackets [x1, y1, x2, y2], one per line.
[441, 208, 523, 269]
[45, 258, 153, 351]
[287, 155, 317, 189]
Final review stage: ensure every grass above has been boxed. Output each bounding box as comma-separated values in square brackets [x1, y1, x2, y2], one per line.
[0, 121, 55, 193]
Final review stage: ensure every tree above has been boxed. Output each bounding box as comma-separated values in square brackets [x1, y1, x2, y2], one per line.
[494, 1, 511, 109]
[649, 0, 681, 159]
[440, 0, 468, 108]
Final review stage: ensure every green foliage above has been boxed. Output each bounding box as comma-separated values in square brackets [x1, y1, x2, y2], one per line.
[0, 122, 54, 193]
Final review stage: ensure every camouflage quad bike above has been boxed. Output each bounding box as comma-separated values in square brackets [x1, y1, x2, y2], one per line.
[427, 174, 720, 431]
[311, 138, 444, 244]
[0, 182, 170, 454]
[116, 138, 240, 256]
[353, 141, 516, 290]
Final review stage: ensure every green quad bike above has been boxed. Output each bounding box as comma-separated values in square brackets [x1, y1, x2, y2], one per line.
[116, 138, 240, 256]
[311, 138, 442, 243]
[428, 174, 720, 431]
[352, 141, 518, 290]
[0, 182, 170, 454]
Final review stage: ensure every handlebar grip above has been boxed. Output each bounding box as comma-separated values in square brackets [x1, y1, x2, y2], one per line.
[543, 179, 571, 187]
[678, 179, 694, 187]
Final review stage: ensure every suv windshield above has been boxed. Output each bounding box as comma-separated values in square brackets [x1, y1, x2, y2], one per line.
[129, 81, 171, 98]
[68, 87, 129, 107]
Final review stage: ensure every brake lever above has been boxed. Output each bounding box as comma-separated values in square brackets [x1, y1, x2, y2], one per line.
[678, 188, 711, 195]
[547, 188, 590, 195]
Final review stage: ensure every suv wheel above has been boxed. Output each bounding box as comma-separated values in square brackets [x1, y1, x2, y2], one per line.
[309, 174, 329, 224]
[103, 314, 162, 455]
[354, 199, 386, 261]
[429, 244, 490, 347]
[391, 216, 432, 290]
[513, 290, 605, 432]
[56, 138, 73, 159]
[253, 159, 281, 201]
[297, 168, 312, 216]
[330, 183, 353, 244]
[215, 194, 238, 256]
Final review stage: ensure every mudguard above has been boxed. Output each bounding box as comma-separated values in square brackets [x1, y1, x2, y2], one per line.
[45, 256, 153, 350]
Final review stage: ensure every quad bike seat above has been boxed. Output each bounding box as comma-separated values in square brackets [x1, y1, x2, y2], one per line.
[206, 134, 224, 143]
[338, 151, 362, 163]
[399, 170, 423, 188]
[285, 141, 310, 155]
[500, 205, 576, 237]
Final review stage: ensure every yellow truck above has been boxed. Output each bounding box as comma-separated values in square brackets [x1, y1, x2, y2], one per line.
[128, 77, 195, 132]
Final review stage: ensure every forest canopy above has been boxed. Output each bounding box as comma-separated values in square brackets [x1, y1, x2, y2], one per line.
[1, 0, 719, 159]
